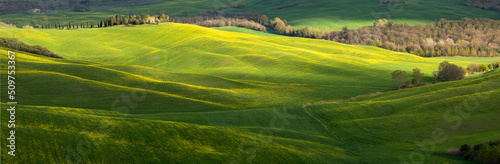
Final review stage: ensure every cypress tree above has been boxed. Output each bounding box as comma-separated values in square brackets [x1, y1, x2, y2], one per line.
[110, 17, 115, 26]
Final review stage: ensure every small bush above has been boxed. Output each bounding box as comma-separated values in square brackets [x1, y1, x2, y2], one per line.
[480, 64, 489, 72]
[22, 25, 33, 29]
[434, 61, 465, 82]
[467, 64, 480, 73]
[492, 61, 500, 69]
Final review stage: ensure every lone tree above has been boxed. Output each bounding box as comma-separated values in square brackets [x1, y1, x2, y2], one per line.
[412, 68, 424, 86]
[392, 70, 407, 89]
[258, 15, 269, 25]
[433, 61, 465, 82]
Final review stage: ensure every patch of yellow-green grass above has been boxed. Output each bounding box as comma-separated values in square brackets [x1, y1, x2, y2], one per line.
[0, 23, 497, 103]
[307, 69, 500, 163]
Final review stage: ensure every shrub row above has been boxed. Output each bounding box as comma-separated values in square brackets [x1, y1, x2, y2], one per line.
[0, 37, 62, 59]
[458, 141, 500, 164]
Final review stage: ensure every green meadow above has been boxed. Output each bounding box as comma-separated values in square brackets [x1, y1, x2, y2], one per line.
[0, 23, 499, 163]
[239, 0, 500, 29]
[1, 0, 499, 30]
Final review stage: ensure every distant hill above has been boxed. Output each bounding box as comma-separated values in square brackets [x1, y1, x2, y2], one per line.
[0, 0, 159, 15]
[0, 0, 499, 29]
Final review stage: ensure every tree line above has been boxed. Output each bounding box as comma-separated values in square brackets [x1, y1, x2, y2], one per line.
[29, 13, 500, 58]
[0, 37, 62, 58]
[33, 13, 267, 33]
[465, 0, 500, 11]
[270, 17, 500, 57]
[34, 14, 170, 29]
[391, 60, 500, 90]
[451, 140, 500, 164]
[467, 62, 500, 74]
[171, 16, 266, 32]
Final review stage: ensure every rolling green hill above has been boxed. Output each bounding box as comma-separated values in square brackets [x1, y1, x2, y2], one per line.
[240, 0, 500, 30]
[0, 48, 356, 163]
[0, 23, 498, 163]
[307, 69, 500, 163]
[1, 45, 498, 163]
[0, 0, 498, 30]
[0, 23, 497, 94]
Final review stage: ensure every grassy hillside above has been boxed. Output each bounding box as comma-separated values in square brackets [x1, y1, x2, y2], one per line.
[0, 22, 498, 163]
[0, 0, 220, 27]
[307, 69, 500, 163]
[1, 46, 498, 163]
[0, 48, 357, 163]
[0, 0, 499, 30]
[0, 24, 497, 101]
[239, 0, 500, 30]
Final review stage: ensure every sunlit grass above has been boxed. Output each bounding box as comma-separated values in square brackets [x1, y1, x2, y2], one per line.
[0, 22, 498, 163]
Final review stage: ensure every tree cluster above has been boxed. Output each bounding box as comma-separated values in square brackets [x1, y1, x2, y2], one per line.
[35, 14, 169, 30]
[327, 18, 500, 57]
[269, 17, 500, 57]
[467, 62, 500, 73]
[458, 141, 500, 164]
[0, 37, 62, 58]
[99, 14, 168, 27]
[173, 16, 266, 32]
[33, 12, 267, 33]
[465, 0, 500, 11]
[270, 17, 326, 39]
[391, 68, 424, 89]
